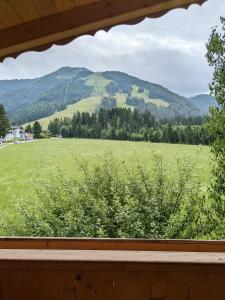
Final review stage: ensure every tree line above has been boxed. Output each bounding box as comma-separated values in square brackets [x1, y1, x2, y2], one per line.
[0, 102, 212, 145]
[0, 104, 10, 138]
[0, 104, 43, 140]
[48, 108, 211, 145]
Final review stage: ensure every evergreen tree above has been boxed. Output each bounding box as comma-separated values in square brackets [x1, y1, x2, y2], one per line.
[206, 17, 225, 205]
[33, 121, 42, 139]
[0, 104, 10, 138]
[48, 119, 60, 136]
[25, 124, 32, 133]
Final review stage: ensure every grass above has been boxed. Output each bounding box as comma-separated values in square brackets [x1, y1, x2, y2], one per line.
[36, 96, 102, 128]
[28, 93, 133, 129]
[85, 73, 111, 95]
[0, 139, 211, 213]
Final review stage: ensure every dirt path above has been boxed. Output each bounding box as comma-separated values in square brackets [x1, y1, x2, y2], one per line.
[0, 144, 9, 150]
[0, 140, 35, 150]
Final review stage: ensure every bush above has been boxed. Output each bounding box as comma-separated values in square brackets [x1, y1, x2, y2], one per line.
[0, 154, 210, 238]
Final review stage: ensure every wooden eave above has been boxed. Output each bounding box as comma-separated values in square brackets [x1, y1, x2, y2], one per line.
[0, 0, 207, 62]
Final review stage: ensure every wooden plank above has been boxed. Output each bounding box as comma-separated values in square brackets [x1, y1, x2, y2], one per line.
[54, 0, 100, 12]
[0, 271, 76, 300]
[0, 0, 22, 28]
[38, 280, 60, 300]
[151, 281, 167, 300]
[1, 238, 225, 253]
[59, 277, 76, 300]
[0, 266, 224, 299]
[113, 281, 150, 300]
[77, 270, 165, 283]
[75, 0, 101, 7]
[8, 0, 40, 22]
[189, 280, 225, 300]
[76, 279, 114, 300]
[54, 0, 77, 12]
[1, 279, 38, 300]
[31, 0, 58, 17]
[167, 282, 188, 300]
[0, 23, 5, 30]
[54, 0, 101, 12]
[0, 249, 225, 265]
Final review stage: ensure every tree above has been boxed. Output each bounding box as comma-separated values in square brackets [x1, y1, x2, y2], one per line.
[25, 124, 32, 134]
[48, 119, 60, 136]
[33, 121, 42, 139]
[0, 104, 10, 138]
[206, 17, 225, 205]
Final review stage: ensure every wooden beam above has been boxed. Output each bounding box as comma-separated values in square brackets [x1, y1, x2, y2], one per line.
[0, 237, 224, 252]
[0, 0, 206, 61]
[1, 249, 225, 264]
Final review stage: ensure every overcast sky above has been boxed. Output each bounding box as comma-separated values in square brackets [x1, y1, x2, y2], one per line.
[0, 0, 224, 97]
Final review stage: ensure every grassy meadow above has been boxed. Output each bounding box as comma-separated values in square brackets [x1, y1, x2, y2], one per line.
[0, 139, 211, 212]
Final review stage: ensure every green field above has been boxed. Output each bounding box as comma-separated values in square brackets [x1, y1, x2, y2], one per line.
[0, 139, 211, 212]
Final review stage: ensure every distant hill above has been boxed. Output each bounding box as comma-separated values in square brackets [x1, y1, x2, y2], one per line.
[189, 94, 217, 115]
[0, 67, 214, 127]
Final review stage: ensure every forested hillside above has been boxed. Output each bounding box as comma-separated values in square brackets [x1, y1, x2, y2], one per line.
[0, 67, 216, 126]
[189, 94, 217, 114]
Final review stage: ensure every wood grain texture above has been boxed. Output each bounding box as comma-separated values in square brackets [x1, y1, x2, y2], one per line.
[31, 0, 58, 17]
[0, 267, 224, 299]
[54, 0, 77, 12]
[0, 237, 225, 252]
[1, 249, 225, 264]
[8, 0, 40, 22]
[0, 0, 22, 27]
[0, 240, 224, 299]
[0, 239, 224, 298]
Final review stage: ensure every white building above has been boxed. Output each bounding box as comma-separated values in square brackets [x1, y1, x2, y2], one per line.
[3, 126, 32, 142]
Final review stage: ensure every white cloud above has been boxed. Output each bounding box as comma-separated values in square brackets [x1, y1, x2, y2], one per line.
[0, 0, 224, 96]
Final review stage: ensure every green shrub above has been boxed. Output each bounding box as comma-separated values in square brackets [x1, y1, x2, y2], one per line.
[0, 153, 210, 238]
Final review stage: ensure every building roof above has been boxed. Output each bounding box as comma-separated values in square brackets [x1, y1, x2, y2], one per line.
[0, 0, 207, 62]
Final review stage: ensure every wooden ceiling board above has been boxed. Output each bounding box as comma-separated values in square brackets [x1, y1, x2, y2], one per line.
[44, 0, 101, 14]
[0, 0, 22, 28]
[31, 0, 58, 17]
[75, 0, 101, 7]
[54, 0, 77, 12]
[0, 21, 5, 30]
[0, 0, 207, 61]
[8, 0, 40, 22]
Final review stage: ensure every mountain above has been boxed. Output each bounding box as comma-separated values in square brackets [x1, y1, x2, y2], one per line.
[189, 94, 217, 115]
[0, 67, 93, 125]
[0, 67, 208, 127]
